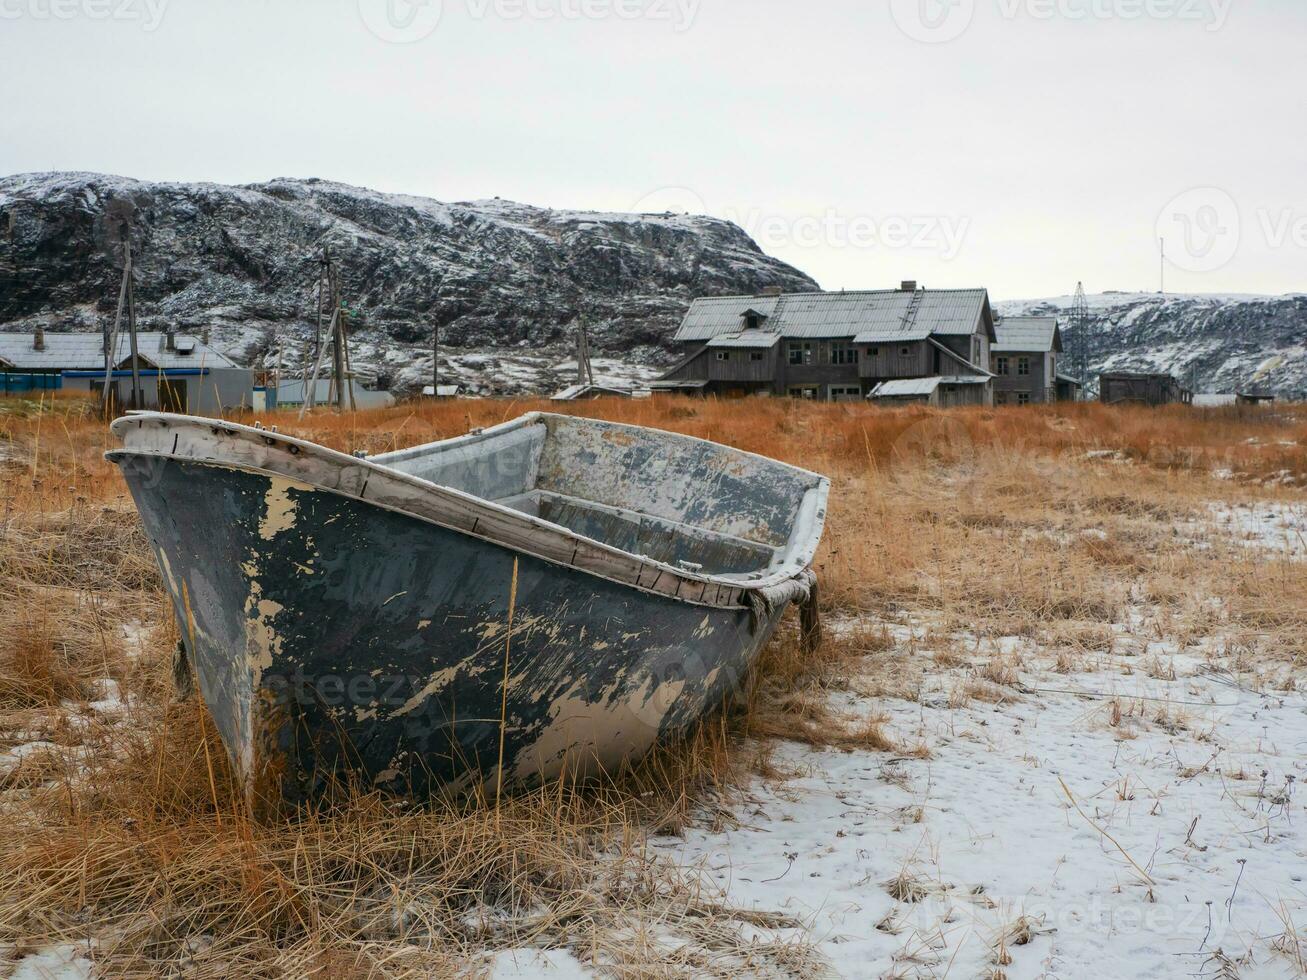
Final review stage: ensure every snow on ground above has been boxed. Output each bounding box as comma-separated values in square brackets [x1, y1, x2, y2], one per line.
[650, 627, 1307, 978]
[3, 944, 94, 980]
[488, 949, 594, 978]
[1187, 502, 1307, 559]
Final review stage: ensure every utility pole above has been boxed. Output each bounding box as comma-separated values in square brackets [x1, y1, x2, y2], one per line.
[432, 272, 446, 396]
[301, 247, 355, 416]
[102, 218, 143, 417]
[575, 318, 595, 387]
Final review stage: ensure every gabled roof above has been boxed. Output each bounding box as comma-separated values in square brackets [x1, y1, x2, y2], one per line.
[993, 316, 1060, 353]
[0, 332, 236, 371]
[674, 288, 994, 344]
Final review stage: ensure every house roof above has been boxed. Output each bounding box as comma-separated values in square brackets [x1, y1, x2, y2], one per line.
[870, 375, 990, 398]
[648, 379, 711, 390]
[872, 377, 941, 397]
[0, 332, 237, 371]
[550, 383, 635, 401]
[675, 289, 993, 344]
[993, 316, 1060, 353]
[706, 332, 782, 349]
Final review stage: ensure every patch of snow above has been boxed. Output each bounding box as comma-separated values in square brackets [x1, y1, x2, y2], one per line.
[1200, 501, 1307, 559]
[487, 948, 593, 979]
[653, 628, 1307, 979]
[6, 943, 94, 980]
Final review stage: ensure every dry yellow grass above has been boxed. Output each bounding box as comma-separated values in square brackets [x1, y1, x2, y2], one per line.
[0, 392, 1304, 975]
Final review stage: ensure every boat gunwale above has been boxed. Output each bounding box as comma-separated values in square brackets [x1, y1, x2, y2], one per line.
[107, 411, 830, 607]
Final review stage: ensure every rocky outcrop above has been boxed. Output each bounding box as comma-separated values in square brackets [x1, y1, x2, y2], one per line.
[998, 292, 1307, 399]
[0, 172, 817, 393]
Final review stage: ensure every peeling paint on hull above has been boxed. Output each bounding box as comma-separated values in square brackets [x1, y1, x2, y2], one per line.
[117, 456, 787, 808]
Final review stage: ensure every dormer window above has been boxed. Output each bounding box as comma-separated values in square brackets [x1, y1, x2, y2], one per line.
[740, 308, 767, 331]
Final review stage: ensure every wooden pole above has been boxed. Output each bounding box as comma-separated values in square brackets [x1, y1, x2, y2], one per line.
[125, 240, 143, 410]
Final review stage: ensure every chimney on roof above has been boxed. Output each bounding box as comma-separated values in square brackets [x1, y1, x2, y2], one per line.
[33, 326, 45, 351]
[759, 285, 783, 297]
[899, 280, 918, 292]
[165, 329, 176, 352]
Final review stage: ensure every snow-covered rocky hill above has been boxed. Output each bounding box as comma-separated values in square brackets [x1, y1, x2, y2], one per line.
[997, 292, 1307, 399]
[0, 172, 816, 395]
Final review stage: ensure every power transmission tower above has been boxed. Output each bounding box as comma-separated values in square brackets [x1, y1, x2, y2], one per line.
[101, 213, 144, 417]
[1071, 281, 1091, 390]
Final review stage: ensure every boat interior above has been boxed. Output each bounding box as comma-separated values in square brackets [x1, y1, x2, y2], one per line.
[370, 414, 826, 580]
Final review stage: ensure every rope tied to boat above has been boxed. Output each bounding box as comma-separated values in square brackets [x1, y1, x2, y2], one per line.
[746, 569, 822, 652]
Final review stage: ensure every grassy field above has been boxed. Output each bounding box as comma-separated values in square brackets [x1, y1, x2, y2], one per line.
[0, 394, 1304, 977]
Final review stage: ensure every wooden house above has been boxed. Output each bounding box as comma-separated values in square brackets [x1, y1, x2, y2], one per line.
[1098, 372, 1193, 406]
[990, 316, 1080, 404]
[654, 283, 996, 406]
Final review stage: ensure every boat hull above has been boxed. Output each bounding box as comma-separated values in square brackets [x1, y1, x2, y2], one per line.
[116, 454, 786, 808]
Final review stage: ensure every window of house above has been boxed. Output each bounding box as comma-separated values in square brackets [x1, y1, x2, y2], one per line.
[829, 386, 862, 401]
[866, 347, 879, 358]
[1017, 392, 1031, 406]
[831, 342, 859, 365]
[995, 391, 1009, 406]
[788, 386, 819, 400]
[749, 351, 764, 361]
[899, 345, 912, 357]
[996, 356, 1010, 376]
[744, 314, 761, 331]
[787, 342, 811, 366]
[715, 351, 729, 362]
[1017, 357, 1030, 376]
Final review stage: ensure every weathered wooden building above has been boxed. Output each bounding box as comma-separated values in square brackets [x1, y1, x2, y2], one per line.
[1098, 372, 1193, 407]
[989, 316, 1081, 404]
[654, 283, 996, 406]
[0, 328, 253, 414]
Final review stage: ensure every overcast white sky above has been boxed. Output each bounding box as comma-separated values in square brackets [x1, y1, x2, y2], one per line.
[2, 0, 1304, 299]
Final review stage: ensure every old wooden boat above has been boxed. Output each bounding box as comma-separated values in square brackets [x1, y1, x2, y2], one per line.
[108, 411, 829, 809]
